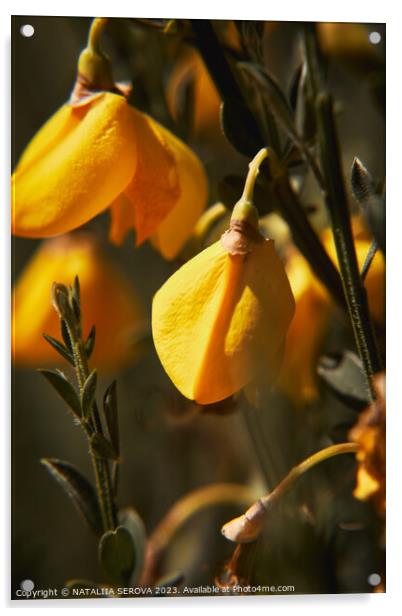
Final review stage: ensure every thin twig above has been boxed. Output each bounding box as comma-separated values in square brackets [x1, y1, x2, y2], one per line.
[303, 24, 382, 398]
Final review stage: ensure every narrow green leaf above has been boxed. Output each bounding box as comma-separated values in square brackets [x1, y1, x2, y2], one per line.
[60, 319, 73, 353]
[103, 381, 119, 455]
[41, 458, 102, 536]
[118, 508, 146, 585]
[220, 98, 264, 158]
[351, 157, 385, 254]
[85, 325, 96, 359]
[73, 275, 81, 303]
[70, 276, 81, 322]
[361, 240, 379, 282]
[288, 63, 303, 111]
[99, 526, 135, 585]
[39, 369, 81, 418]
[351, 156, 376, 203]
[90, 433, 118, 461]
[81, 369, 98, 419]
[239, 62, 295, 136]
[52, 283, 73, 322]
[317, 351, 370, 411]
[42, 333, 74, 366]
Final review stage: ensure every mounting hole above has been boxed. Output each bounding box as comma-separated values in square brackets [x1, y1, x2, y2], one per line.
[20, 24, 35, 38]
[368, 573, 381, 586]
[369, 31, 381, 45]
[20, 579, 34, 592]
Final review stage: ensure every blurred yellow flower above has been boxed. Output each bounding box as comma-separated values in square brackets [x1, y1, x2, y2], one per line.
[322, 218, 385, 324]
[166, 48, 221, 138]
[349, 373, 385, 516]
[12, 234, 145, 371]
[279, 217, 385, 404]
[152, 149, 295, 405]
[279, 249, 330, 404]
[12, 90, 207, 260]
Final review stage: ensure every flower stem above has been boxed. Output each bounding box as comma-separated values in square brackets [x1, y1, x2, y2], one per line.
[221, 442, 359, 543]
[87, 17, 109, 54]
[241, 148, 269, 204]
[142, 483, 255, 584]
[268, 442, 359, 501]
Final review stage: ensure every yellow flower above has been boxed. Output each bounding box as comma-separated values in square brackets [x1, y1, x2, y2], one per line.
[166, 48, 221, 137]
[12, 234, 145, 371]
[109, 119, 207, 260]
[349, 373, 385, 516]
[279, 217, 385, 403]
[152, 150, 295, 405]
[279, 249, 330, 404]
[12, 18, 208, 260]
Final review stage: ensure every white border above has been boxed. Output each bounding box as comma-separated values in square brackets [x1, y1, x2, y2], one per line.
[2, 1, 402, 614]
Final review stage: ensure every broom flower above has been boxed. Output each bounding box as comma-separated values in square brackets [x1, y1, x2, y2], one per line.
[152, 149, 295, 405]
[12, 18, 207, 259]
[12, 234, 145, 371]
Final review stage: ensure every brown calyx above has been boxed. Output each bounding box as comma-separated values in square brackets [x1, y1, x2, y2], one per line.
[220, 219, 264, 256]
[69, 72, 132, 107]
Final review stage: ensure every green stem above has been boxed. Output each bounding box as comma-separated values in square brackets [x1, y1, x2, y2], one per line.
[222, 442, 359, 543]
[303, 24, 382, 399]
[316, 94, 381, 393]
[267, 442, 359, 503]
[66, 326, 117, 532]
[241, 148, 269, 203]
[87, 17, 109, 54]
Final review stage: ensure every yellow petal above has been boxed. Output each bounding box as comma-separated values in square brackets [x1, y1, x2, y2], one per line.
[12, 235, 145, 371]
[150, 124, 208, 259]
[121, 113, 181, 245]
[109, 192, 135, 246]
[110, 114, 208, 258]
[152, 239, 295, 404]
[12, 93, 139, 237]
[279, 251, 330, 404]
[353, 466, 380, 502]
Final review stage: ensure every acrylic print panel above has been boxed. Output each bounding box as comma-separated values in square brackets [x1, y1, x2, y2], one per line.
[11, 16, 385, 600]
